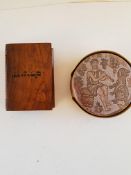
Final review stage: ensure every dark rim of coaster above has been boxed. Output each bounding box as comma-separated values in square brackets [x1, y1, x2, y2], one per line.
[70, 50, 131, 118]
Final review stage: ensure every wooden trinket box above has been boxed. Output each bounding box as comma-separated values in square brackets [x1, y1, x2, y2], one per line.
[6, 43, 54, 111]
[71, 51, 131, 117]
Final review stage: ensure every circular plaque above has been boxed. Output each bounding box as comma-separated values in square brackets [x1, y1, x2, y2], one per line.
[71, 51, 131, 117]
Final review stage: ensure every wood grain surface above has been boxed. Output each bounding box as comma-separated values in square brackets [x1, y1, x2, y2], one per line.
[6, 43, 54, 111]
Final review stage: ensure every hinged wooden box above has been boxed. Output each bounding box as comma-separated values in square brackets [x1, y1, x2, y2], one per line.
[6, 43, 55, 111]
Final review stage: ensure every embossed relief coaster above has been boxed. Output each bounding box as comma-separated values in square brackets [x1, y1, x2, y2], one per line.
[71, 51, 131, 117]
[6, 43, 54, 111]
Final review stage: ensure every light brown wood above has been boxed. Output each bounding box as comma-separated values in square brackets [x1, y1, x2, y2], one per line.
[6, 43, 55, 111]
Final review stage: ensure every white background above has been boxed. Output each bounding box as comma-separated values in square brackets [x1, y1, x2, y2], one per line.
[0, 1, 131, 175]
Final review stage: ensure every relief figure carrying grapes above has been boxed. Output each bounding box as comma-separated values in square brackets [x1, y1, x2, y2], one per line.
[86, 59, 114, 111]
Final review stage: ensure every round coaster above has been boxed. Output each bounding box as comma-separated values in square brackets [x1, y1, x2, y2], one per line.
[71, 51, 131, 117]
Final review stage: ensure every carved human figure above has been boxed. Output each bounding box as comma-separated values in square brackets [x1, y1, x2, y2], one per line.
[86, 59, 114, 111]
